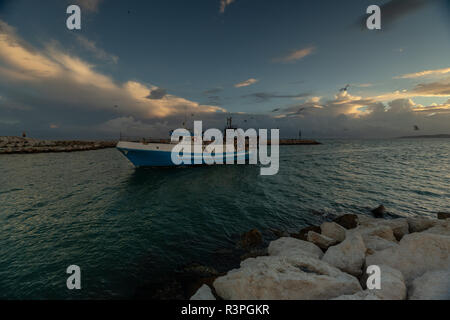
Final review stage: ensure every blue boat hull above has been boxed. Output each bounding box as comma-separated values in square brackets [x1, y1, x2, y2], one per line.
[117, 146, 249, 167]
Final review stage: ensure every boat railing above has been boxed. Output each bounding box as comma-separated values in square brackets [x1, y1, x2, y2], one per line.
[119, 136, 173, 144]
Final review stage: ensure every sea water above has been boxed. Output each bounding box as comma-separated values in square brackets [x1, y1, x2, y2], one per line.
[0, 139, 448, 299]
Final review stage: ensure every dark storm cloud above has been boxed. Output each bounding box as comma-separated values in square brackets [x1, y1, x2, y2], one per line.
[357, 0, 434, 29]
[205, 95, 221, 104]
[277, 103, 318, 117]
[243, 92, 311, 102]
[146, 88, 167, 100]
[203, 87, 223, 95]
[73, 0, 104, 13]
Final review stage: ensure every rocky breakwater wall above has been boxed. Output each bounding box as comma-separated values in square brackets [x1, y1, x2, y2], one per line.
[0, 136, 116, 154]
[191, 211, 450, 300]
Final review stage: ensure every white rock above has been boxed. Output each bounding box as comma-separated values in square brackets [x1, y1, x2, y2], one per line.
[322, 233, 366, 276]
[347, 224, 397, 242]
[423, 219, 449, 236]
[408, 269, 450, 300]
[336, 265, 406, 300]
[364, 235, 399, 252]
[367, 265, 407, 300]
[380, 219, 409, 240]
[213, 255, 362, 300]
[268, 237, 323, 259]
[356, 214, 377, 226]
[332, 291, 380, 300]
[407, 217, 439, 233]
[307, 231, 337, 250]
[190, 284, 216, 300]
[366, 232, 450, 284]
[354, 216, 408, 240]
[321, 222, 346, 242]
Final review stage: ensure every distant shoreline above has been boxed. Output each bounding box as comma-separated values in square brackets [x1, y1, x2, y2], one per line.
[397, 134, 450, 139]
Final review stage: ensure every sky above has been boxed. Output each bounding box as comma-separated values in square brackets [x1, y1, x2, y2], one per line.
[0, 0, 449, 139]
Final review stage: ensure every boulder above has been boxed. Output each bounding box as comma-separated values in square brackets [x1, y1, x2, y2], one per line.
[437, 212, 450, 220]
[408, 269, 450, 300]
[407, 217, 438, 233]
[380, 219, 409, 241]
[321, 222, 346, 242]
[371, 205, 386, 218]
[332, 291, 380, 300]
[240, 248, 268, 261]
[354, 216, 408, 240]
[322, 233, 366, 276]
[268, 237, 323, 259]
[366, 232, 450, 284]
[347, 224, 397, 242]
[240, 229, 262, 249]
[269, 228, 289, 238]
[423, 219, 449, 236]
[333, 214, 358, 229]
[307, 231, 337, 250]
[179, 263, 220, 278]
[355, 214, 377, 226]
[190, 284, 216, 300]
[213, 255, 362, 300]
[363, 235, 399, 253]
[291, 225, 321, 241]
[365, 265, 407, 300]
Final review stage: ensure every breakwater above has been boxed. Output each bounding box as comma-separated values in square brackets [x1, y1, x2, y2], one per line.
[0, 136, 116, 154]
[188, 210, 450, 300]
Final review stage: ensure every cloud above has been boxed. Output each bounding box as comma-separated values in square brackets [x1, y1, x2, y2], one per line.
[380, 0, 431, 21]
[203, 87, 223, 95]
[413, 101, 450, 115]
[291, 86, 450, 120]
[357, 0, 433, 29]
[75, 35, 118, 64]
[220, 0, 235, 14]
[354, 83, 373, 88]
[273, 46, 315, 63]
[243, 91, 311, 102]
[0, 20, 225, 122]
[146, 87, 167, 100]
[369, 77, 450, 102]
[234, 78, 259, 88]
[412, 78, 450, 96]
[0, 21, 61, 79]
[394, 67, 450, 79]
[74, 0, 104, 13]
[97, 116, 165, 136]
[270, 89, 450, 138]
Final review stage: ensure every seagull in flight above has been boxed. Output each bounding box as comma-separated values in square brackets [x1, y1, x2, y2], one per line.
[340, 84, 350, 92]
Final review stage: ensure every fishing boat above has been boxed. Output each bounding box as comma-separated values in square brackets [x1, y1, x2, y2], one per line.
[116, 139, 250, 167]
[117, 118, 251, 167]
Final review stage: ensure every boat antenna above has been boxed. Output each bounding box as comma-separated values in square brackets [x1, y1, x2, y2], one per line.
[183, 106, 187, 129]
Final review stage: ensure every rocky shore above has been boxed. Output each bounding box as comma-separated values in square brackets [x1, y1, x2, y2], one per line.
[188, 209, 450, 300]
[0, 136, 116, 154]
